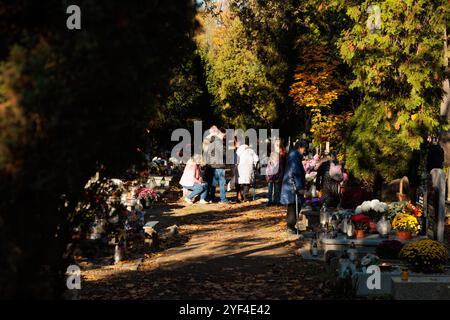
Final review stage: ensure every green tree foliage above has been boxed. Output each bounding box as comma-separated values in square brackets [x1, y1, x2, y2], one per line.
[339, 0, 449, 181]
[149, 49, 217, 153]
[0, 0, 196, 298]
[201, 11, 277, 128]
[228, 0, 355, 138]
[229, 0, 304, 134]
[287, 2, 355, 151]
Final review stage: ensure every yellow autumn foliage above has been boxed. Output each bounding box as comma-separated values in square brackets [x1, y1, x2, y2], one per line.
[289, 46, 345, 108]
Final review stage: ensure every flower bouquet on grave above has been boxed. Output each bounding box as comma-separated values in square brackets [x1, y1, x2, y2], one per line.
[355, 199, 388, 222]
[399, 239, 449, 273]
[135, 187, 158, 208]
[386, 201, 408, 221]
[391, 213, 419, 240]
[404, 202, 422, 219]
[305, 195, 326, 211]
[351, 214, 370, 239]
[355, 199, 388, 233]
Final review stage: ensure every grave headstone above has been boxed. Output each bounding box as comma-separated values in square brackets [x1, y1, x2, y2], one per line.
[447, 168, 450, 202]
[429, 169, 446, 242]
[416, 181, 427, 235]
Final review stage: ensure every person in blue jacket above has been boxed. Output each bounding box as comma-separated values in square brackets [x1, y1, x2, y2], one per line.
[281, 140, 308, 234]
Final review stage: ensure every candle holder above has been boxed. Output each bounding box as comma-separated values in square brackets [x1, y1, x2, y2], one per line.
[401, 266, 409, 281]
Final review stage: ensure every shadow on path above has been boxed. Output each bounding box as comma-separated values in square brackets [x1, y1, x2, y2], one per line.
[79, 189, 336, 300]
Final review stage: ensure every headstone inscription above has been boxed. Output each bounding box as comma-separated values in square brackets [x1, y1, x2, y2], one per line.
[416, 182, 427, 236]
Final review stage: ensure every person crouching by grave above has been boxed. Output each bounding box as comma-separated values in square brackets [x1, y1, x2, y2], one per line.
[266, 138, 286, 206]
[235, 136, 259, 202]
[179, 154, 209, 204]
[315, 151, 343, 207]
[281, 140, 308, 235]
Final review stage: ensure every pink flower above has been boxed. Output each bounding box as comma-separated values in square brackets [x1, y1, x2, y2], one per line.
[136, 187, 158, 201]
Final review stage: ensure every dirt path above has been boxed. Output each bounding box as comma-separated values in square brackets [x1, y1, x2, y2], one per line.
[79, 189, 335, 300]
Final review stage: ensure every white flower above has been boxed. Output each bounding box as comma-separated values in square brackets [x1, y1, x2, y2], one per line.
[373, 201, 388, 212]
[360, 201, 372, 212]
[355, 206, 362, 214]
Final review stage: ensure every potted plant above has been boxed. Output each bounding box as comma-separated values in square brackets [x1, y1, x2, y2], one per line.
[386, 201, 407, 221]
[399, 239, 448, 273]
[351, 214, 370, 239]
[355, 199, 388, 233]
[391, 213, 419, 240]
[405, 202, 423, 232]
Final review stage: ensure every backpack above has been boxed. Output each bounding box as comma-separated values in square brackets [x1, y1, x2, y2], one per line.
[329, 161, 343, 182]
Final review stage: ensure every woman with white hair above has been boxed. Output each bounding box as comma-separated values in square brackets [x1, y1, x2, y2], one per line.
[179, 154, 208, 204]
[235, 136, 259, 202]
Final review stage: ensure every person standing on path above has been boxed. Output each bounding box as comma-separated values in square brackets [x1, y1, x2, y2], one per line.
[281, 140, 308, 234]
[234, 136, 259, 202]
[205, 128, 230, 204]
[203, 136, 216, 203]
[266, 138, 286, 206]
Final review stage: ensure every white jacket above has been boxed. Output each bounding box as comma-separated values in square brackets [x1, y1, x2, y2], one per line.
[235, 145, 259, 184]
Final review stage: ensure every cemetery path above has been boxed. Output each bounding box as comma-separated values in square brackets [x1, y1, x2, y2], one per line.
[79, 189, 335, 300]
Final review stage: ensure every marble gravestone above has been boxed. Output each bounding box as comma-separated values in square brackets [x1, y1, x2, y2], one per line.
[429, 169, 446, 242]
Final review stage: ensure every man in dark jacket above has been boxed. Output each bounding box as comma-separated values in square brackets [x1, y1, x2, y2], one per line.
[281, 140, 308, 234]
[205, 129, 230, 203]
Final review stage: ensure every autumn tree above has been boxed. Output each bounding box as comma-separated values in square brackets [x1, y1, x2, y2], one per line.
[339, 0, 449, 181]
[229, 0, 306, 136]
[286, 1, 354, 153]
[229, 0, 356, 141]
[289, 44, 350, 151]
[198, 6, 278, 128]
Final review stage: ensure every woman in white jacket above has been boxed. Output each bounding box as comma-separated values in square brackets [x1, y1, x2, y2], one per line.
[234, 138, 259, 202]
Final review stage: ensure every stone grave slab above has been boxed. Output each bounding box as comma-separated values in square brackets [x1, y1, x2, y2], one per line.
[320, 234, 428, 259]
[392, 275, 450, 300]
[353, 268, 401, 297]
